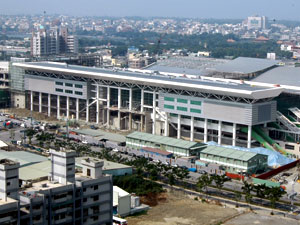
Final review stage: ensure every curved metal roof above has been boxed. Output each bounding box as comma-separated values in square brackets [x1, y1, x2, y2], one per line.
[13, 62, 283, 99]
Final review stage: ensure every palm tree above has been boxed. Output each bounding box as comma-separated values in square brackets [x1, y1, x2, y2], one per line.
[25, 128, 36, 144]
[234, 191, 242, 207]
[212, 174, 230, 195]
[254, 184, 267, 205]
[265, 186, 286, 209]
[242, 181, 253, 209]
[197, 174, 212, 199]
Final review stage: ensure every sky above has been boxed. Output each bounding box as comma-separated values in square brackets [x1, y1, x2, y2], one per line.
[1, 0, 300, 21]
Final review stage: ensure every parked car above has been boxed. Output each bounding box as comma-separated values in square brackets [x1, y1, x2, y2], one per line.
[112, 148, 119, 152]
[82, 140, 88, 144]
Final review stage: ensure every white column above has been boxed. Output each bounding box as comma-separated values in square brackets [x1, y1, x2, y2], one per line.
[141, 89, 144, 113]
[232, 123, 237, 146]
[164, 113, 169, 137]
[177, 114, 181, 139]
[190, 116, 194, 141]
[57, 95, 60, 119]
[129, 113, 132, 130]
[66, 96, 70, 119]
[129, 88, 133, 111]
[39, 92, 42, 113]
[247, 125, 252, 148]
[86, 100, 89, 123]
[118, 87, 121, 109]
[152, 91, 156, 135]
[218, 120, 222, 145]
[118, 111, 121, 129]
[48, 94, 51, 117]
[107, 87, 110, 127]
[76, 98, 79, 121]
[204, 118, 208, 143]
[96, 85, 99, 124]
[30, 91, 33, 111]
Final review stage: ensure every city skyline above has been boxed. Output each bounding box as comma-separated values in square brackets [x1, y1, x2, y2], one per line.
[1, 0, 300, 21]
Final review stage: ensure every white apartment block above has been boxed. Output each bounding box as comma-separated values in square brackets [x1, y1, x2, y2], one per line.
[0, 151, 113, 225]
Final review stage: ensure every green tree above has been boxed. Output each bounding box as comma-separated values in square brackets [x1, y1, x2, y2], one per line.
[242, 181, 253, 208]
[197, 174, 212, 198]
[25, 128, 37, 144]
[212, 174, 230, 195]
[234, 191, 242, 207]
[265, 186, 286, 209]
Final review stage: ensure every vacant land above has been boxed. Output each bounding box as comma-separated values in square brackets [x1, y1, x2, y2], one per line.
[127, 190, 239, 225]
[224, 212, 300, 225]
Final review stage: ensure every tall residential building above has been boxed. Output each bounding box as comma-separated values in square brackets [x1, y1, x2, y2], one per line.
[31, 27, 78, 57]
[0, 150, 113, 225]
[246, 16, 267, 30]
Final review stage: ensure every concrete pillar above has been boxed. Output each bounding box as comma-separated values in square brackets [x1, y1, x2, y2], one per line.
[118, 111, 121, 129]
[164, 113, 169, 137]
[30, 91, 33, 111]
[107, 86, 110, 108]
[129, 88, 133, 111]
[107, 109, 110, 127]
[96, 84, 99, 124]
[204, 118, 208, 143]
[177, 114, 181, 139]
[48, 94, 51, 117]
[86, 100, 89, 123]
[118, 87, 121, 109]
[57, 95, 60, 119]
[107, 87, 110, 128]
[218, 120, 222, 145]
[129, 113, 132, 130]
[140, 115, 144, 132]
[232, 123, 237, 146]
[39, 92, 42, 113]
[190, 116, 194, 141]
[247, 125, 252, 148]
[152, 91, 156, 135]
[141, 89, 144, 112]
[66, 96, 70, 119]
[76, 98, 79, 121]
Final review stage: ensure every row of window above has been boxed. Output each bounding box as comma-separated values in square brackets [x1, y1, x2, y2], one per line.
[55, 88, 83, 96]
[164, 96, 202, 106]
[164, 104, 202, 114]
[55, 81, 83, 89]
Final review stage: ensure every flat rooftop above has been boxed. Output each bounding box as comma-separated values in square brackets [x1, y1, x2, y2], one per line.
[14, 61, 283, 99]
[0, 150, 47, 167]
[76, 157, 132, 171]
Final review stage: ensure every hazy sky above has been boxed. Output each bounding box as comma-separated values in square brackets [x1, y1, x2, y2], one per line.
[1, 0, 300, 21]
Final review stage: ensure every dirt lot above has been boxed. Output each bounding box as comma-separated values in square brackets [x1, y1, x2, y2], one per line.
[224, 212, 300, 225]
[127, 190, 239, 225]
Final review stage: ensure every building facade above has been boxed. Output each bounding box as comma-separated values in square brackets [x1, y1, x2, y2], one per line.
[0, 151, 113, 225]
[31, 27, 78, 57]
[199, 145, 268, 174]
[13, 62, 283, 149]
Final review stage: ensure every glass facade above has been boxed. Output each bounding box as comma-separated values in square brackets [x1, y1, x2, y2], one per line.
[164, 104, 175, 110]
[177, 98, 188, 104]
[190, 100, 202, 106]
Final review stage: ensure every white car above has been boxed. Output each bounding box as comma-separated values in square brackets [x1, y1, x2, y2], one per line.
[112, 148, 119, 152]
[82, 140, 88, 144]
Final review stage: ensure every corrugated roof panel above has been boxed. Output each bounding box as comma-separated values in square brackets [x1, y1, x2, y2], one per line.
[126, 131, 204, 149]
[201, 145, 257, 161]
